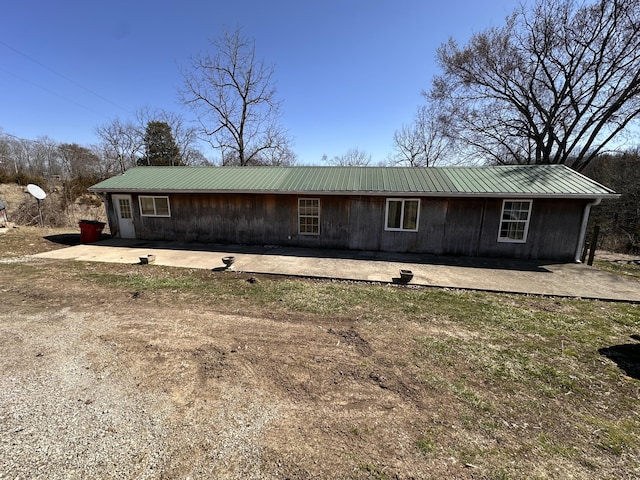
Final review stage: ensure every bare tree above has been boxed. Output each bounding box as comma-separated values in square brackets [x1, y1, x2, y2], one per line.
[95, 118, 143, 173]
[323, 148, 372, 166]
[134, 107, 202, 165]
[180, 28, 294, 166]
[2, 135, 30, 176]
[89, 143, 119, 178]
[182, 149, 211, 166]
[429, 0, 640, 172]
[0, 133, 62, 178]
[32, 136, 62, 177]
[0, 134, 11, 176]
[58, 143, 100, 178]
[258, 141, 298, 166]
[391, 104, 455, 167]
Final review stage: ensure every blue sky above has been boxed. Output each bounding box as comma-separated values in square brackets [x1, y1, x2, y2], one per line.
[0, 0, 517, 164]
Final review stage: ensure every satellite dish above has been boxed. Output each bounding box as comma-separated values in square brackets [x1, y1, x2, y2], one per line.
[27, 184, 47, 200]
[27, 184, 46, 227]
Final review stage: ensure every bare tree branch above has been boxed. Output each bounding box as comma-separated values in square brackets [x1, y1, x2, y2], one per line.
[391, 104, 456, 167]
[324, 148, 372, 166]
[430, 0, 640, 171]
[180, 28, 294, 166]
[95, 118, 143, 173]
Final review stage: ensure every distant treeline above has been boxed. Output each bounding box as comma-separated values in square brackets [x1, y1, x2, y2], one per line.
[1, 132, 638, 253]
[584, 150, 640, 254]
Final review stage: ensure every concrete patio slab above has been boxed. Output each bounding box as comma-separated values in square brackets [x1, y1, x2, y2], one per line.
[32, 238, 640, 302]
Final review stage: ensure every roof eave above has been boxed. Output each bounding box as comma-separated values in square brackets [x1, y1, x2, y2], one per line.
[88, 187, 619, 199]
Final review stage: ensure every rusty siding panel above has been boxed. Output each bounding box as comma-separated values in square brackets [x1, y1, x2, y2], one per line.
[474, 198, 588, 260]
[132, 193, 355, 248]
[348, 197, 385, 250]
[475, 198, 525, 257]
[524, 199, 586, 260]
[291, 196, 352, 249]
[116, 192, 589, 261]
[346, 197, 449, 253]
[134, 193, 291, 244]
[414, 197, 588, 260]
[440, 198, 486, 256]
[346, 196, 428, 252]
[379, 198, 449, 253]
[414, 198, 448, 254]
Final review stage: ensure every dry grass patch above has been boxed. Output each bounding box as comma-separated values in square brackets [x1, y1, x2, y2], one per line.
[1, 229, 639, 479]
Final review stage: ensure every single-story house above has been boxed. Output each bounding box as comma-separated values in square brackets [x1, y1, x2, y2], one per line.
[89, 164, 618, 262]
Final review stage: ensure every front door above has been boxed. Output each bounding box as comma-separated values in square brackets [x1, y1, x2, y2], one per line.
[113, 194, 136, 239]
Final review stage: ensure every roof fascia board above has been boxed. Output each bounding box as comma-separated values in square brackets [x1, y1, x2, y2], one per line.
[89, 187, 619, 199]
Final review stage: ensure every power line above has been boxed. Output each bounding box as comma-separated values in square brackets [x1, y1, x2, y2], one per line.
[0, 39, 131, 114]
[0, 67, 100, 114]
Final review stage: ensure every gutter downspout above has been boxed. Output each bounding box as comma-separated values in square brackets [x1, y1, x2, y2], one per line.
[574, 198, 601, 263]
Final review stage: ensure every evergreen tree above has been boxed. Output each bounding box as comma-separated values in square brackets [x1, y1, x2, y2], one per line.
[141, 121, 182, 166]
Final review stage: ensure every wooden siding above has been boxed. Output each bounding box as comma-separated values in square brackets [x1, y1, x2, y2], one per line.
[105, 192, 590, 261]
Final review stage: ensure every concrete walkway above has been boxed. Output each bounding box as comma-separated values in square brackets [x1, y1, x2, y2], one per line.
[33, 238, 640, 302]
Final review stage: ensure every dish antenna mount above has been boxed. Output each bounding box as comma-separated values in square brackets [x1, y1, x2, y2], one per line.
[27, 184, 47, 227]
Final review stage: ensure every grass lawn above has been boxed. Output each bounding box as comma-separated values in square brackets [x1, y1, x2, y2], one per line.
[2, 227, 640, 479]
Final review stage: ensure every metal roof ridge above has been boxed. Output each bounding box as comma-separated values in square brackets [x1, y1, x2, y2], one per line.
[88, 163, 619, 197]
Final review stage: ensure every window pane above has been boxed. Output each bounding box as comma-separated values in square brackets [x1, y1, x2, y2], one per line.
[309, 218, 319, 232]
[155, 198, 169, 216]
[302, 199, 318, 216]
[140, 197, 155, 215]
[501, 222, 525, 240]
[499, 200, 531, 241]
[118, 199, 132, 219]
[387, 201, 402, 229]
[299, 198, 319, 235]
[300, 217, 319, 234]
[403, 200, 419, 230]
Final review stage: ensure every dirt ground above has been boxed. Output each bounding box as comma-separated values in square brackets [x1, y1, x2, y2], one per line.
[2, 227, 639, 479]
[1, 260, 444, 479]
[0, 182, 107, 229]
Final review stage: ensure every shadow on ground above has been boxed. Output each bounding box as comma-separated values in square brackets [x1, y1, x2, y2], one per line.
[81, 238, 554, 273]
[599, 335, 640, 380]
[45, 233, 111, 247]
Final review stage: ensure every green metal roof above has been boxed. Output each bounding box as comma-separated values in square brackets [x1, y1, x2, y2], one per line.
[89, 164, 617, 198]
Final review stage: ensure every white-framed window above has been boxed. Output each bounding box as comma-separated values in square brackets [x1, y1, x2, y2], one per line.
[118, 197, 132, 219]
[139, 195, 171, 217]
[385, 198, 420, 232]
[498, 199, 532, 243]
[299, 198, 320, 235]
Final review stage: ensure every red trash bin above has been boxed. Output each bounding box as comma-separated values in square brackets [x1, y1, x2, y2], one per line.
[79, 220, 106, 243]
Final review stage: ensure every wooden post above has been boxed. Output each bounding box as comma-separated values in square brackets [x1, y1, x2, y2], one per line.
[587, 225, 600, 266]
[581, 237, 589, 263]
[36, 198, 44, 228]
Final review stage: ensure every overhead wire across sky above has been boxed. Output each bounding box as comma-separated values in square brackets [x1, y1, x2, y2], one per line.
[0, 1, 517, 162]
[0, 39, 131, 115]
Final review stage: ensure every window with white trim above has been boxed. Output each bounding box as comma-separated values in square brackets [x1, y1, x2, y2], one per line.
[498, 200, 532, 243]
[118, 198, 132, 219]
[385, 198, 420, 232]
[139, 196, 171, 217]
[298, 198, 320, 235]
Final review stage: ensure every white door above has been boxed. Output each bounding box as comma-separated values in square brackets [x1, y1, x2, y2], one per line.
[113, 194, 136, 239]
